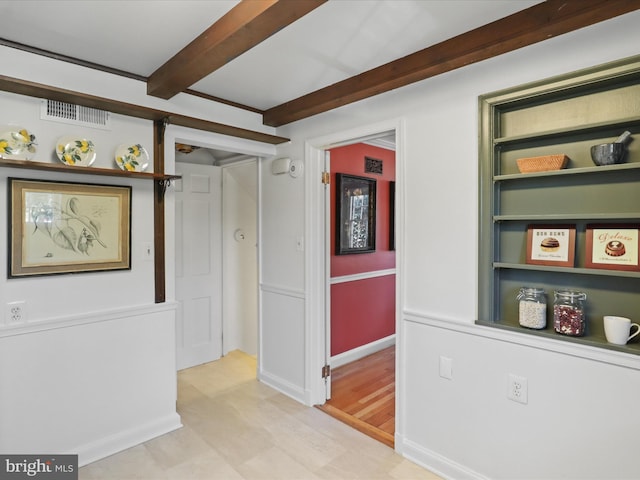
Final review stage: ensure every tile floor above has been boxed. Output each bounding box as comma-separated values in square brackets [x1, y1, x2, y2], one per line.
[80, 350, 442, 480]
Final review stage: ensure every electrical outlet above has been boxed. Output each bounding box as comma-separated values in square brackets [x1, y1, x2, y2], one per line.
[6, 301, 26, 324]
[508, 374, 528, 404]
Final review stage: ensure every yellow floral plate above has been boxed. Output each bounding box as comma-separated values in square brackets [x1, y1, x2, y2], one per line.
[56, 136, 96, 166]
[56, 137, 96, 167]
[0, 126, 37, 160]
[115, 143, 149, 172]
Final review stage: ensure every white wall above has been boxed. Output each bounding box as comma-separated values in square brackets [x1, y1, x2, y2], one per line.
[260, 11, 640, 479]
[0, 46, 274, 136]
[257, 156, 307, 399]
[222, 160, 258, 356]
[0, 46, 276, 465]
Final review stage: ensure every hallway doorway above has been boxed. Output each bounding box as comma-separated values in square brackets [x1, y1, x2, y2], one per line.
[319, 131, 397, 446]
[174, 143, 258, 370]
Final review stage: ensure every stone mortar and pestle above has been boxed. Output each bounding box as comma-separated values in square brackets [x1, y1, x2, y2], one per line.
[590, 130, 634, 166]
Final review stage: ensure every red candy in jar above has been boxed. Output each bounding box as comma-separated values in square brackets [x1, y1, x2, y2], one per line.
[553, 290, 587, 336]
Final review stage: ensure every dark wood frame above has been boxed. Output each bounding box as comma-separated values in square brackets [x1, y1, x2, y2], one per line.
[585, 223, 640, 272]
[526, 224, 576, 267]
[336, 173, 376, 255]
[8, 178, 131, 277]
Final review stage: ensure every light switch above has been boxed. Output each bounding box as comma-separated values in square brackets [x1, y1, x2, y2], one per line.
[439, 356, 453, 380]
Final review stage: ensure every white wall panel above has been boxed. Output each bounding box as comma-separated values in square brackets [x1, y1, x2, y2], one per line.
[260, 159, 305, 290]
[259, 289, 305, 402]
[401, 318, 640, 479]
[0, 305, 180, 466]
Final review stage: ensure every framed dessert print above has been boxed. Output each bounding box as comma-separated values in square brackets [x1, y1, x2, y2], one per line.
[526, 224, 576, 267]
[585, 224, 640, 271]
[336, 173, 376, 255]
[9, 178, 132, 277]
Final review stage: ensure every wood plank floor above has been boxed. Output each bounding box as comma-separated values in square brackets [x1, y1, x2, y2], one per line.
[317, 346, 395, 448]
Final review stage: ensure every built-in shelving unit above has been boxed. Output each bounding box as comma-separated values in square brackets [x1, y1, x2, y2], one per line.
[478, 54, 640, 354]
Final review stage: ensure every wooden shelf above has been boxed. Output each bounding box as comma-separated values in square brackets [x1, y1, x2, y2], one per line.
[0, 157, 180, 181]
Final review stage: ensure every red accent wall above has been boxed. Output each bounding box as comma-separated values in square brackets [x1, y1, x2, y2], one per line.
[330, 143, 396, 356]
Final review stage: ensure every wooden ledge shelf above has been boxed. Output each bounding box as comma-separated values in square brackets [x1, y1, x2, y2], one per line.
[0, 157, 180, 181]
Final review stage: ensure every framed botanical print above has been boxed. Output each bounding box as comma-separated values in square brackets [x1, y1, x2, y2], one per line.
[9, 178, 131, 277]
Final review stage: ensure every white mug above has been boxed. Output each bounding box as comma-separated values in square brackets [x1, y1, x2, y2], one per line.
[603, 316, 640, 345]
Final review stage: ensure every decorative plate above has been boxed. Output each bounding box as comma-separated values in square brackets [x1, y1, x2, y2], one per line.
[115, 143, 149, 172]
[56, 136, 96, 166]
[0, 126, 37, 160]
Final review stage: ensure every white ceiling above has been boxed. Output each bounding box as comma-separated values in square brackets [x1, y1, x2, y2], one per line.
[0, 0, 541, 112]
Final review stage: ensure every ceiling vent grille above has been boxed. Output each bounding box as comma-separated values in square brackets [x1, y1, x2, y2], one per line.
[41, 99, 111, 130]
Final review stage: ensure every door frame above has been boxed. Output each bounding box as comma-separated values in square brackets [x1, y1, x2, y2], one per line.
[164, 125, 276, 371]
[304, 119, 404, 446]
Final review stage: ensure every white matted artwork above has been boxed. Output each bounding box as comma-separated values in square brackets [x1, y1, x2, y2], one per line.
[9, 178, 131, 277]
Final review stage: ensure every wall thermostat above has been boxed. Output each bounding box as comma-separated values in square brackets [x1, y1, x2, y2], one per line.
[271, 157, 291, 175]
[289, 160, 303, 178]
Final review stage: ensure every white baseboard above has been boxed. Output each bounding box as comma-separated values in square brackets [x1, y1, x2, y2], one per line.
[77, 413, 182, 467]
[400, 437, 489, 480]
[331, 334, 395, 368]
[258, 370, 306, 404]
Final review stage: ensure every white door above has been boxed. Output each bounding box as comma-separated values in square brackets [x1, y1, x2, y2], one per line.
[175, 162, 223, 370]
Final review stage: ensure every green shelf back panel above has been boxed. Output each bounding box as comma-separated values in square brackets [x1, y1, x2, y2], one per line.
[498, 173, 640, 217]
[500, 83, 640, 138]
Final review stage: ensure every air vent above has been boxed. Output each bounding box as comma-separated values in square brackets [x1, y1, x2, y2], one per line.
[41, 99, 111, 130]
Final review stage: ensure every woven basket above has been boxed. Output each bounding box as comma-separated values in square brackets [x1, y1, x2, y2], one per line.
[516, 154, 569, 173]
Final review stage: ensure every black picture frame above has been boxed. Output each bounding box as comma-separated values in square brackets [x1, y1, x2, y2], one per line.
[336, 173, 376, 255]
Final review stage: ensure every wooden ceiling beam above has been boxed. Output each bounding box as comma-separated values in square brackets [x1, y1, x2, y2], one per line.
[263, 0, 640, 127]
[147, 0, 327, 100]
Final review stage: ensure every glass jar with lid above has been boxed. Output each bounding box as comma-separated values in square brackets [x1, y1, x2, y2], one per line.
[517, 287, 547, 329]
[553, 290, 587, 336]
